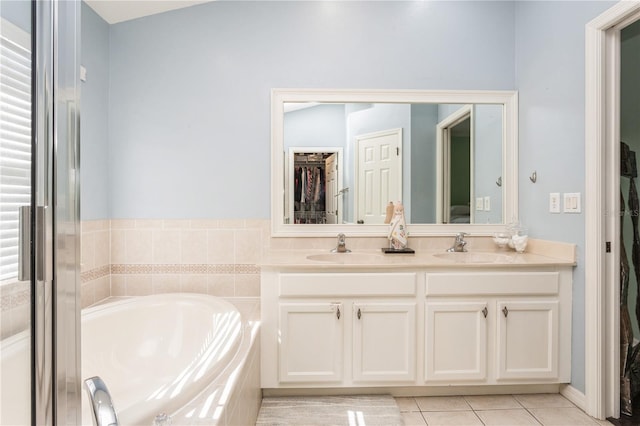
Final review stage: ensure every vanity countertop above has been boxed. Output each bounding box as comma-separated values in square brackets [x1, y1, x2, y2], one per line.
[261, 239, 576, 270]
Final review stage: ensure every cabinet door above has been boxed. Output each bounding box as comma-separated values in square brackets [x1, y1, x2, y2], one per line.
[279, 303, 344, 383]
[425, 301, 488, 382]
[352, 303, 416, 382]
[496, 300, 559, 381]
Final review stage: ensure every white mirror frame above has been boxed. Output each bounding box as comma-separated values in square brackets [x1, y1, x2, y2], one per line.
[271, 88, 518, 237]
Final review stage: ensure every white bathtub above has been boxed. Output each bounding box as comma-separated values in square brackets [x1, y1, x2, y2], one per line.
[81, 293, 243, 426]
[0, 330, 30, 425]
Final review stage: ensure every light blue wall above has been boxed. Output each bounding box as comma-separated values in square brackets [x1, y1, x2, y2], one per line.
[284, 105, 346, 150]
[474, 105, 502, 224]
[106, 1, 515, 219]
[80, 2, 110, 220]
[514, 0, 617, 393]
[411, 104, 439, 223]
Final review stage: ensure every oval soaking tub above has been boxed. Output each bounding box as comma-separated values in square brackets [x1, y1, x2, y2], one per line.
[81, 293, 243, 426]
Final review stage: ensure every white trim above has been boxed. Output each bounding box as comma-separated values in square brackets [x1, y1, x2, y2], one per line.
[271, 89, 518, 237]
[585, 0, 640, 420]
[561, 384, 587, 412]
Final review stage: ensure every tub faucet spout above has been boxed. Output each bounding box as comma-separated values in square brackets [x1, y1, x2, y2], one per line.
[331, 233, 351, 253]
[84, 376, 119, 426]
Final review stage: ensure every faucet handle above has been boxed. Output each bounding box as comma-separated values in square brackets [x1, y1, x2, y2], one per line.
[455, 232, 468, 240]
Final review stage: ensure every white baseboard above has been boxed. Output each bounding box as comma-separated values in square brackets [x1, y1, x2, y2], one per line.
[560, 384, 587, 411]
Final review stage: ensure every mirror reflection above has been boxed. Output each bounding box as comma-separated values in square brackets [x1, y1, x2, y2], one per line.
[283, 102, 503, 225]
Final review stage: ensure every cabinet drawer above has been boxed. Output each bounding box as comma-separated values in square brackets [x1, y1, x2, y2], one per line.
[426, 272, 559, 296]
[280, 273, 417, 297]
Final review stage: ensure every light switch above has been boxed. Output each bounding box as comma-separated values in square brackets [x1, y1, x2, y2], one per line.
[80, 65, 87, 82]
[550, 193, 560, 213]
[484, 196, 491, 211]
[476, 197, 484, 211]
[563, 192, 581, 213]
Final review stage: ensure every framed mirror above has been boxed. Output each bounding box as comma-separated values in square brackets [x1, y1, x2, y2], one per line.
[271, 89, 518, 237]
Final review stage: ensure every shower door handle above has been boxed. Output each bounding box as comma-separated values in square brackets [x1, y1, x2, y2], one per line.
[35, 206, 51, 282]
[18, 206, 31, 281]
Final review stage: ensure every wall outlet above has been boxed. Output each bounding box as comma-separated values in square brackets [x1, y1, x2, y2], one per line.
[484, 196, 491, 211]
[476, 197, 484, 211]
[550, 193, 560, 213]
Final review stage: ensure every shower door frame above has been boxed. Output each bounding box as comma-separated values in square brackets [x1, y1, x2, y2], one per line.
[30, 0, 81, 424]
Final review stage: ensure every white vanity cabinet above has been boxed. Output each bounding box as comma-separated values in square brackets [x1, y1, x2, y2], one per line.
[261, 271, 418, 388]
[424, 271, 570, 385]
[261, 261, 573, 392]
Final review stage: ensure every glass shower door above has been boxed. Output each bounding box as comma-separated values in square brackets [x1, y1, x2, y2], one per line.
[1, 1, 80, 424]
[0, 1, 34, 424]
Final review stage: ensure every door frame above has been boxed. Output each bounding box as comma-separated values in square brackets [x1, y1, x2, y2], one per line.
[585, 0, 640, 419]
[436, 105, 474, 224]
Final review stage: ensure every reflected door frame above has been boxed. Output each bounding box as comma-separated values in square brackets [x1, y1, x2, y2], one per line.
[436, 105, 474, 224]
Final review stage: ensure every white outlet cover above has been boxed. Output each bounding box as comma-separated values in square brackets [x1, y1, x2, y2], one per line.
[475, 197, 484, 211]
[550, 193, 560, 213]
[484, 196, 491, 211]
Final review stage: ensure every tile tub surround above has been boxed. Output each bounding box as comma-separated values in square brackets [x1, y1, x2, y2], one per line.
[80, 219, 270, 307]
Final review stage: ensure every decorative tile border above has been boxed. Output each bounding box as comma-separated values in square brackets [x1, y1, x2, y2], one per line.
[88, 263, 260, 277]
[81, 264, 111, 284]
[1, 281, 30, 312]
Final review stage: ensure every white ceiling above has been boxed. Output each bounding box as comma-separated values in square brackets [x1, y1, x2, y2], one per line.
[84, 0, 215, 24]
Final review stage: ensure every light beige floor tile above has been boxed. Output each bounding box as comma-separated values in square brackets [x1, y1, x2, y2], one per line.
[514, 393, 575, 409]
[529, 407, 599, 425]
[415, 396, 471, 412]
[593, 420, 614, 425]
[396, 397, 420, 412]
[476, 409, 541, 425]
[402, 411, 427, 425]
[464, 394, 523, 410]
[421, 411, 483, 426]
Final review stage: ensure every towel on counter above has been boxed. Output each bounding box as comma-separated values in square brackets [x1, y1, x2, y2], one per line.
[388, 201, 407, 250]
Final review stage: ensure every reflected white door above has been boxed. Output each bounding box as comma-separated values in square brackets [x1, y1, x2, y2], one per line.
[355, 129, 402, 224]
[325, 153, 339, 224]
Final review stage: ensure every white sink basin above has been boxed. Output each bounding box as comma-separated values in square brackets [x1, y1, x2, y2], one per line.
[306, 253, 383, 264]
[432, 252, 514, 264]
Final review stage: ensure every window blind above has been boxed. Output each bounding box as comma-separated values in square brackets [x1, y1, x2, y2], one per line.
[0, 19, 31, 284]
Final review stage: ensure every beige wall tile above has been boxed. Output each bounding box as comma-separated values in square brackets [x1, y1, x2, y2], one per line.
[181, 230, 208, 264]
[219, 219, 246, 229]
[208, 230, 235, 263]
[126, 275, 152, 296]
[152, 230, 181, 264]
[111, 275, 127, 297]
[180, 275, 208, 294]
[152, 275, 181, 294]
[135, 219, 163, 229]
[208, 275, 235, 297]
[162, 219, 190, 229]
[234, 274, 260, 297]
[95, 276, 110, 303]
[81, 232, 95, 272]
[126, 229, 153, 264]
[110, 219, 136, 229]
[81, 281, 95, 309]
[95, 230, 111, 268]
[190, 219, 220, 229]
[235, 229, 261, 264]
[110, 229, 126, 264]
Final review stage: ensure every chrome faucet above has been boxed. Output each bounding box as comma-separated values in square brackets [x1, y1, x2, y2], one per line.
[331, 233, 351, 253]
[84, 376, 119, 426]
[447, 232, 468, 252]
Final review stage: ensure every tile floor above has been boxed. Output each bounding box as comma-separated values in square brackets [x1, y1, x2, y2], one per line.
[396, 394, 614, 426]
